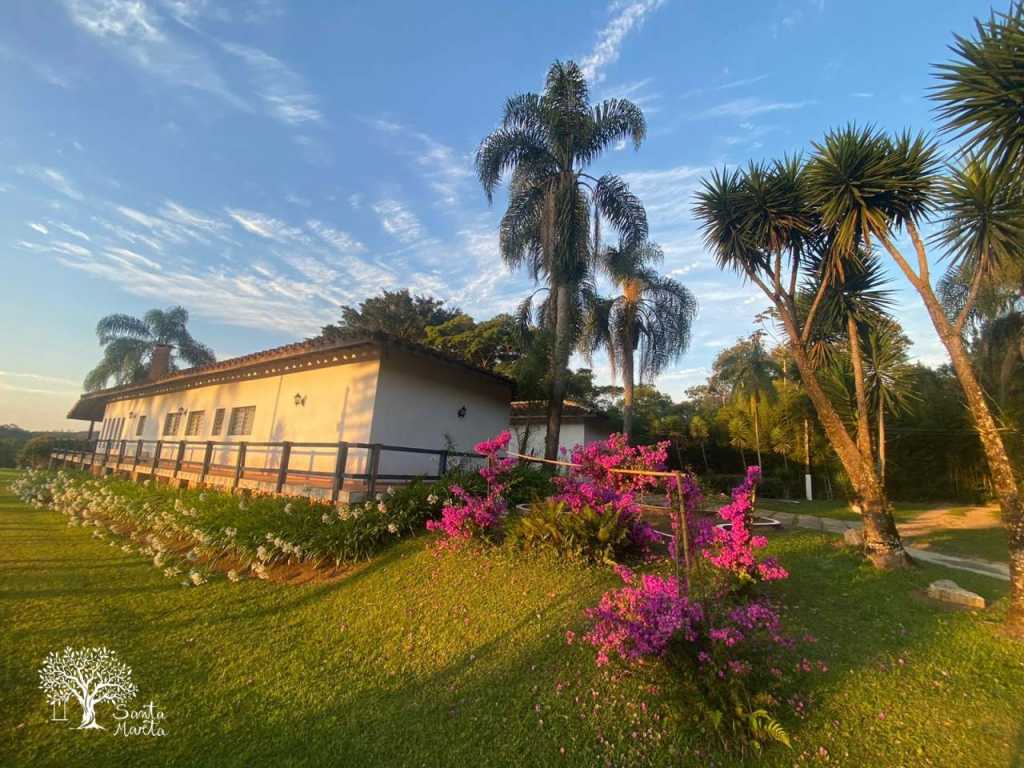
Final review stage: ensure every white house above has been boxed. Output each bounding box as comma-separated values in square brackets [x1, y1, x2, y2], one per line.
[65, 333, 513, 499]
[507, 400, 616, 458]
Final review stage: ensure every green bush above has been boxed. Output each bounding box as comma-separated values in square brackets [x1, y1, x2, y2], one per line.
[504, 463, 555, 507]
[505, 500, 637, 564]
[16, 435, 60, 468]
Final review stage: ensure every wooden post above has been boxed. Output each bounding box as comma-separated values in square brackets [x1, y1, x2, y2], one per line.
[673, 471, 691, 595]
[330, 442, 349, 503]
[89, 440, 98, 469]
[233, 442, 247, 491]
[151, 440, 162, 476]
[132, 440, 142, 472]
[173, 440, 186, 478]
[437, 450, 449, 478]
[103, 440, 112, 469]
[200, 441, 214, 485]
[117, 440, 126, 469]
[48, 454, 55, 470]
[366, 444, 381, 498]
[275, 441, 292, 494]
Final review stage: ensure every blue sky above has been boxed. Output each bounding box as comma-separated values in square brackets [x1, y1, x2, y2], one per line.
[0, 0, 995, 429]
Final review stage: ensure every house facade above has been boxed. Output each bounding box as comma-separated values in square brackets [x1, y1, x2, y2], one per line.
[507, 400, 617, 458]
[67, 334, 513, 497]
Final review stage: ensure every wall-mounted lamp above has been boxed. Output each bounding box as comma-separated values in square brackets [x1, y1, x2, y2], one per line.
[457, 405, 467, 419]
[294, 393, 307, 406]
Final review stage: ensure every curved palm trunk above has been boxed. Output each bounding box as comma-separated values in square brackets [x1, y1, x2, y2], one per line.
[913, 286, 1024, 634]
[880, 230, 1024, 634]
[545, 282, 573, 460]
[848, 315, 875, 461]
[778, 312, 908, 568]
[621, 332, 635, 441]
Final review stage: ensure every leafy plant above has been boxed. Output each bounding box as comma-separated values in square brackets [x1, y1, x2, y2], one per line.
[505, 500, 637, 564]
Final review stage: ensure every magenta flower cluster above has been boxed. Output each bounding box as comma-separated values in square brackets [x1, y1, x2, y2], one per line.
[582, 466, 807, 696]
[426, 431, 514, 541]
[552, 434, 668, 549]
[585, 564, 702, 666]
[701, 466, 788, 584]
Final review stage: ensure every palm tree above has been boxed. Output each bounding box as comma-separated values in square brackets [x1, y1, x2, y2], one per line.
[578, 239, 697, 439]
[803, 120, 1024, 632]
[694, 158, 910, 568]
[863, 321, 918, 485]
[688, 414, 711, 472]
[476, 60, 648, 459]
[84, 306, 215, 391]
[712, 333, 780, 468]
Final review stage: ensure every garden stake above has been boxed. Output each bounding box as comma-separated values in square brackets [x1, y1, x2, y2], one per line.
[673, 471, 691, 595]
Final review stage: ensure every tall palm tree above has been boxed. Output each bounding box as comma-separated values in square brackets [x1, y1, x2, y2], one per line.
[579, 239, 697, 439]
[476, 60, 648, 459]
[694, 158, 910, 568]
[84, 306, 215, 391]
[712, 333, 780, 468]
[804, 119, 1024, 632]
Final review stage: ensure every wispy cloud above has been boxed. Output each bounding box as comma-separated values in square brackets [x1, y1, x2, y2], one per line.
[580, 0, 665, 84]
[372, 199, 425, 244]
[306, 219, 365, 254]
[65, 0, 247, 109]
[368, 118, 472, 207]
[698, 97, 814, 119]
[28, 222, 49, 235]
[21, 167, 84, 200]
[226, 208, 304, 242]
[220, 42, 323, 126]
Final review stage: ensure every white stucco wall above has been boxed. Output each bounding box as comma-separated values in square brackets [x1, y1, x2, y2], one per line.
[98, 358, 381, 479]
[508, 421, 587, 459]
[369, 348, 512, 477]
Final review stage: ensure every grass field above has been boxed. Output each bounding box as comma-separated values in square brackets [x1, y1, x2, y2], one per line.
[758, 498, 1010, 563]
[2, 469, 1022, 767]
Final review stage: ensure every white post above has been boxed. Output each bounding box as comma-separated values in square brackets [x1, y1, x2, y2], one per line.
[803, 418, 813, 501]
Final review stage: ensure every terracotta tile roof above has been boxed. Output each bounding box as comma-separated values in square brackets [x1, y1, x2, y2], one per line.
[67, 332, 513, 421]
[510, 399, 607, 421]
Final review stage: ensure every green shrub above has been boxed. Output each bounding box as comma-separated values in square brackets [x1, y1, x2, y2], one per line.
[504, 463, 555, 507]
[16, 435, 60, 468]
[505, 500, 637, 564]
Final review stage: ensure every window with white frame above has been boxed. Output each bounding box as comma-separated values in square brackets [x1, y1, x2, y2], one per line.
[227, 406, 256, 436]
[185, 410, 206, 437]
[163, 412, 182, 436]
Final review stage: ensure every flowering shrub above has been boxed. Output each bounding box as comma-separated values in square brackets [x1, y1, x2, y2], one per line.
[701, 467, 788, 587]
[552, 434, 667, 551]
[580, 467, 809, 752]
[13, 469, 450, 582]
[426, 431, 514, 542]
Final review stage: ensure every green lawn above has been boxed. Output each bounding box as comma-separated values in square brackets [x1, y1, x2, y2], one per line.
[2, 468, 1022, 767]
[758, 498, 1010, 563]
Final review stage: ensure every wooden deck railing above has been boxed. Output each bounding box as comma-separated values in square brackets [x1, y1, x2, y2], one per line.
[49, 438, 482, 503]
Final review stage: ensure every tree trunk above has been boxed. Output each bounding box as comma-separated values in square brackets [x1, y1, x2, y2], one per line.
[77, 696, 104, 730]
[777, 308, 909, 567]
[700, 441, 710, 472]
[752, 398, 763, 468]
[545, 282, 573, 460]
[848, 314, 875, 462]
[621, 331, 635, 441]
[911, 285, 1024, 635]
[878, 407, 886, 487]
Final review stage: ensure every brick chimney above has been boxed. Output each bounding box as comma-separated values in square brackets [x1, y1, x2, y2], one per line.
[149, 344, 171, 381]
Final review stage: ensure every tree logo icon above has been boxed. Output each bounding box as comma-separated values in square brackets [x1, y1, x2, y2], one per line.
[39, 647, 138, 730]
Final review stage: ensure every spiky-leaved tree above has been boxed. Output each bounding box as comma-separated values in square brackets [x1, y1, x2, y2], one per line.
[579, 239, 697, 439]
[476, 60, 648, 458]
[84, 306, 215, 391]
[39, 646, 137, 730]
[694, 159, 910, 567]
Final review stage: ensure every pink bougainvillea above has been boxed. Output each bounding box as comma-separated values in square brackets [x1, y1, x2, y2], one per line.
[701, 466, 788, 584]
[427, 431, 513, 541]
[552, 434, 670, 550]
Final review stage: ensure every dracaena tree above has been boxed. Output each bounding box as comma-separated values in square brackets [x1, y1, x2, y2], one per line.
[84, 306, 215, 391]
[578, 239, 697, 439]
[476, 60, 648, 459]
[693, 159, 910, 568]
[803, 117, 1024, 635]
